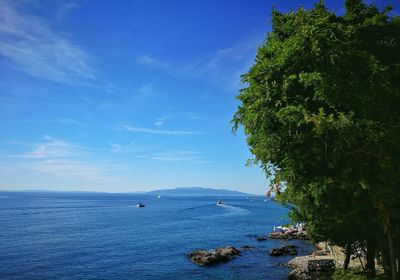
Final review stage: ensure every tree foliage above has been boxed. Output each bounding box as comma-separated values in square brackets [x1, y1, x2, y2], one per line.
[233, 1, 400, 278]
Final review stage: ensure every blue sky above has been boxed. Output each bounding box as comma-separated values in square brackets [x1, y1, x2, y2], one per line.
[0, 0, 396, 194]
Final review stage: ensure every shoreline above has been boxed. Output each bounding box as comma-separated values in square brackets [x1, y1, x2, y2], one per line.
[266, 224, 337, 279]
[287, 242, 336, 279]
[287, 242, 387, 279]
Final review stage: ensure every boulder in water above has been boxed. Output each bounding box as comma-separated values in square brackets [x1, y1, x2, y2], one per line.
[268, 245, 298, 256]
[214, 246, 241, 258]
[187, 246, 240, 266]
[255, 236, 267, 241]
[241, 245, 255, 250]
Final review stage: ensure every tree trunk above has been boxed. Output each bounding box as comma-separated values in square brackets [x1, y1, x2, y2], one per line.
[387, 229, 398, 280]
[377, 238, 391, 277]
[366, 239, 376, 278]
[375, 201, 398, 279]
[343, 242, 351, 270]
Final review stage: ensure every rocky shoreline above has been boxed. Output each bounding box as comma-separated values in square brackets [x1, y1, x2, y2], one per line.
[287, 254, 335, 279]
[187, 226, 336, 279]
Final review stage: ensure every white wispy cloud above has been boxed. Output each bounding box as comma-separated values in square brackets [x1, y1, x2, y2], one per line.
[110, 141, 137, 154]
[96, 83, 160, 114]
[0, 0, 96, 84]
[25, 138, 76, 159]
[0, 136, 215, 190]
[120, 124, 203, 136]
[30, 159, 103, 180]
[136, 54, 170, 68]
[23, 118, 86, 126]
[136, 37, 262, 90]
[154, 116, 173, 126]
[55, 0, 83, 19]
[2, 136, 109, 181]
[136, 149, 206, 163]
[53, 118, 86, 126]
[20, 135, 97, 159]
[186, 40, 258, 77]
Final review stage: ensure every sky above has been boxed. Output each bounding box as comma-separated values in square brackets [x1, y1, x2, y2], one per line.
[0, 0, 397, 194]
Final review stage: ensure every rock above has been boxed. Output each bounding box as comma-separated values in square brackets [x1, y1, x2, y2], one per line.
[241, 245, 255, 250]
[214, 246, 241, 258]
[268, 245, 298, 256]
[269, 233, 288, 239]
[269, 248, 285, 256]
[187, 251, 216, 266]
[256, 236, 267, 241]
[312, 249, 328, 256]
[287, 268, 305, 280]
[250, 234, 267, 241]
[296, 232, 310, 240]
[287, 255, 335, 279]
[290, 249, 298, 255]
[187, 246, 240, 266]
[268, 231, 309, 240]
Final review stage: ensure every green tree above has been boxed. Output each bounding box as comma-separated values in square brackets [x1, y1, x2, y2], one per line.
[232, 1, 400, 278]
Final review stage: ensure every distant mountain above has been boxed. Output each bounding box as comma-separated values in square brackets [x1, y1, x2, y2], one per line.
[146, 187, 250, 196]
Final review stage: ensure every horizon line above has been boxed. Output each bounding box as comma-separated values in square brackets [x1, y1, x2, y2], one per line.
[0, 187, 262, 195]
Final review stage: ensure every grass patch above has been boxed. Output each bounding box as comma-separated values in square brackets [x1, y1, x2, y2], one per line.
[333, 268, 387, 280]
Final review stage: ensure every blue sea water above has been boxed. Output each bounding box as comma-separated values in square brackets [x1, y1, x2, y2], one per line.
[0, 192, 314, 280]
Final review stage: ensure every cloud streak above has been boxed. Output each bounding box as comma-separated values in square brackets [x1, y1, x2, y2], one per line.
[136, 37, 262, 90]
[23, 118, 86, 126]
[136, 149, 208, 163]
[0, 0, 96, 84]
[136, 54, 170, 69]
[120, 125, 203, 136]
[154, 116, 173, 126]
[55, 0, 83, 19]
[30, 159, 103, 180]
[20, 136, 96, 159]
[2, 136, 110, 181]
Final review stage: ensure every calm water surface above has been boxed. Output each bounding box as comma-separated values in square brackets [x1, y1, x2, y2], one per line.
[0, 192, 313, 279]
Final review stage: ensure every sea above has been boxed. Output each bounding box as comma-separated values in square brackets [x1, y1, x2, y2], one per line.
[0, 192, 314, 280]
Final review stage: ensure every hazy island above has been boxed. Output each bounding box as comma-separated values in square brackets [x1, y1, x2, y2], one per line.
[146, 187, 251, 197]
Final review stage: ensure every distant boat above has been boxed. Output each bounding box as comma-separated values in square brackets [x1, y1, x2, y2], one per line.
[157, 195, 161, 199]
[136, 202, 145, 208]
[216, 200, 224, 206]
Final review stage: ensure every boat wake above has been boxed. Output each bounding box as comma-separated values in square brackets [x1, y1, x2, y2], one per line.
[179, 203, 250, 220]
[217, 204, 250, 217]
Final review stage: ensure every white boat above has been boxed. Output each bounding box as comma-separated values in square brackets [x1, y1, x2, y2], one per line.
[216, 200, 224, 205]
[136, 202, 145, 207]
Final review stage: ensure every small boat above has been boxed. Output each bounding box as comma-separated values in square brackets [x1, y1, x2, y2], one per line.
[157, 195, 161, 199]
[136, 202, 145, 208]
[216, 200, 224, 205]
